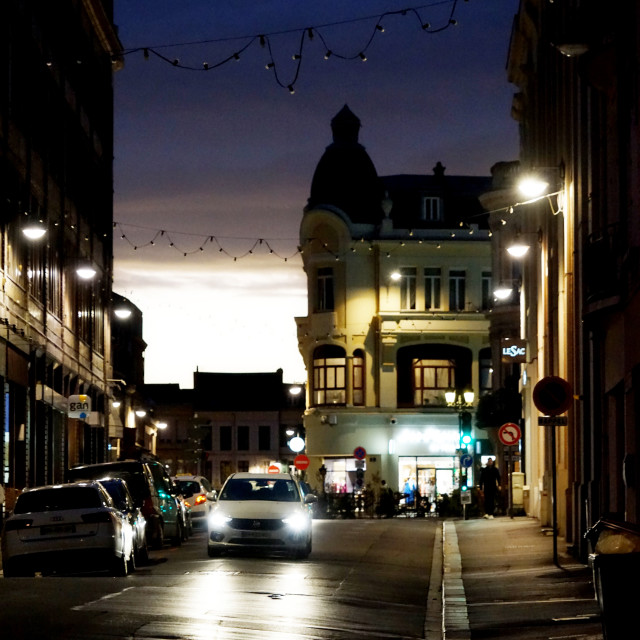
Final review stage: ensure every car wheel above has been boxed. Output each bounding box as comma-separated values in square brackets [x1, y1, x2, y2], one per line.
[3, 560, 34, 577]
[172, 518, 184, 547]
[127, 547, 136, 573]
[293, 537, 312, 559]
[136, 541, 149, 565]
[112, 552, 129, 577]
[151, 521, 164, 550]
[207, 545, 222, 558]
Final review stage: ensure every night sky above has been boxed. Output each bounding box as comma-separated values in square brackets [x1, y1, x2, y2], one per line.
[111, 0, 520, 388]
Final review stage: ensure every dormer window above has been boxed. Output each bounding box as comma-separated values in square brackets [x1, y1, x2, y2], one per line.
[421, 196, 442, 221]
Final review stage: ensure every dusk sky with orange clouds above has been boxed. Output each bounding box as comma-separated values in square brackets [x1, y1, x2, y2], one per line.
[112, 0, 519, 389]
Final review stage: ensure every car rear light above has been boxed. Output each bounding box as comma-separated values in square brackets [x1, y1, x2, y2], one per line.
[184, 501, 192, 509]
[195, 494, 207, 506]
[81, 511, 113, 524]
[3, 519, 34, 531]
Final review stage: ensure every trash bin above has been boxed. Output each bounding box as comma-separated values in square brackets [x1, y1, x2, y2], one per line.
[585, 518, 640, 640]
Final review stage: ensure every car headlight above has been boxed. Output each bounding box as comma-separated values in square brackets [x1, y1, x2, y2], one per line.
[282, 513, 309, 532]
[209, 512, 231, 529]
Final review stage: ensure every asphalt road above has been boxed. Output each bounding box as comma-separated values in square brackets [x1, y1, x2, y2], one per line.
[0, 518, 439, 640]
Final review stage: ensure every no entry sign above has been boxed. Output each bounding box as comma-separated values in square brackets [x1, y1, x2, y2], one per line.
[294, 454, 310, 470]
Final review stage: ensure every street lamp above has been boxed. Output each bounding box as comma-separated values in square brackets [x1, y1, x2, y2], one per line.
[445, 389, 474, 409]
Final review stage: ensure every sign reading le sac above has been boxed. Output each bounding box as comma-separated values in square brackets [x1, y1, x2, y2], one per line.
[501, 338, 527, 363]
[68, 394, 91, 419]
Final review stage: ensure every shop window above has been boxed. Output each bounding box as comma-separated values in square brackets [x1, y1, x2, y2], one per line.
[237, 460, 249, 473]
[412, 358, 456, 406]
[312, 345, 346, 406]
[352, 350, 365, 406]
[317, 267, 334, 311]
[424, 267, 441, 309]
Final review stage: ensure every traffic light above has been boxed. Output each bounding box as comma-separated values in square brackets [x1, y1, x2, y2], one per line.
[460, 411, 472, 446]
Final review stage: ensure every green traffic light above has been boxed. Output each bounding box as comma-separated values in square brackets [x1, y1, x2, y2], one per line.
[462, 434, 472, 445]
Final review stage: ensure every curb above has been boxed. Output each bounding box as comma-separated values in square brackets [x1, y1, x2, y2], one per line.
[442, 521, 470, 639]
[425, 519, 444, 640]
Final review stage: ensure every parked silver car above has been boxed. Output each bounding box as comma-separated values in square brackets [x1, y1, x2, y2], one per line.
[1, 482, 135, 577]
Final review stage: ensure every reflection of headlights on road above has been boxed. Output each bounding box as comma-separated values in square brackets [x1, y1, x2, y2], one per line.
[209, 512, 231, 529]
[282, 513, 308, 532]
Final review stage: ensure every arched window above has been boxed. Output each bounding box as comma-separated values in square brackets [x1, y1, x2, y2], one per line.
[352, 349, 365, 406]
[312, 345, 346, 406]
[397, 344, 472, 408]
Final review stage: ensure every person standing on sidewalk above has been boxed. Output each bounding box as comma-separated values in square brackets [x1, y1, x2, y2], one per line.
[479, 458, 501, 518]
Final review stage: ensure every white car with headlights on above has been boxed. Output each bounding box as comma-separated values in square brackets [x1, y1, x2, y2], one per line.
[207, 472, 316, 559]
[1, 481, 135, 577]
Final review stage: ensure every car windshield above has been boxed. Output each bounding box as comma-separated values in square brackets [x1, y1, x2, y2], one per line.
[14, 487, 105, 513]
[175, 480, 200, 497]
[220, 479, 299, 502]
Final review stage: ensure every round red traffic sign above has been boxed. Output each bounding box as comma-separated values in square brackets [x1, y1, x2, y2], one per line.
[498, 422, 522, 446]
[533, 376, 573, 416]
[267, 464, 281, 474]
[353, 446, 367, 460]
[294, 454, 310, 470]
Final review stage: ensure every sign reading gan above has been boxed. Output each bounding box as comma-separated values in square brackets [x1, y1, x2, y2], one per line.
[68, 394, 91, 419]
[501, 338, 527, 363]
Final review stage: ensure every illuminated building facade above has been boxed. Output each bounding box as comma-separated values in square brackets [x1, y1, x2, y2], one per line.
[297, 106, 494, 500]
[0, 1, 121, 497]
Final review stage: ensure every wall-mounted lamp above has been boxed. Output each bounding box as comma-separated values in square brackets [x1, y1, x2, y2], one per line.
[114, 307, 132, 319]
[493, 284, 515, 300]
[135, 409, 147, 418]
[112, 400, 121, 408]
[289, 385, 303, 396]
[506, 242, 530, 258]
[156, 422, 168, 430]
[390, 271, 401, 282]
[22, 223, 47, 240]
[76, 265, 97, 280]
[518, 176, 550, 199]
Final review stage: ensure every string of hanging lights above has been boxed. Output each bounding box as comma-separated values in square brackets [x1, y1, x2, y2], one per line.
[114, 1, 462, 93]
[114, 218, 482, 263]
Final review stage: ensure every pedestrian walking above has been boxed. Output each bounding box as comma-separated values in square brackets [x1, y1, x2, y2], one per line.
[479, 458, 501, 518]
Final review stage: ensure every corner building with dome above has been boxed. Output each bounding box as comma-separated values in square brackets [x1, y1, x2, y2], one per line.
[296, 106, 496, 506]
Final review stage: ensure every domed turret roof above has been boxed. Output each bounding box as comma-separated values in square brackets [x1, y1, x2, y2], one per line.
[307, 105, 384, 223]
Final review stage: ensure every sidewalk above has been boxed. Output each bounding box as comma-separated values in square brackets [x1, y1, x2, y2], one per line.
[440, 516, 603, 640]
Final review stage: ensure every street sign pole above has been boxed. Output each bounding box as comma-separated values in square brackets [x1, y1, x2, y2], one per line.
[533, 376, 573, 569]
[507, 446, 513, 519]
[551, 425, 558, 567]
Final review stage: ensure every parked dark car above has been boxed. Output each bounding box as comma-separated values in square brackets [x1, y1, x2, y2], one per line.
[67, 459, 185, 549]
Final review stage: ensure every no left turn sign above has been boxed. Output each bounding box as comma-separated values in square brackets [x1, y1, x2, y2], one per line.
[498, 422, 522, 446]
